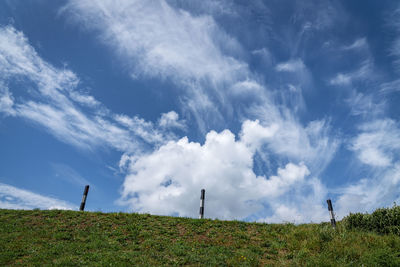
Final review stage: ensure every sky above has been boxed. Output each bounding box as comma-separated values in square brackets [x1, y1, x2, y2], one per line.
[1, 0, 400, 223]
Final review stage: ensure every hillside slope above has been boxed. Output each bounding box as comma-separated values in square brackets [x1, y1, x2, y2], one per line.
[1, 209, 400, 266]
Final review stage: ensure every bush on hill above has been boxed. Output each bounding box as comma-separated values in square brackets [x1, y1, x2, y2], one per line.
[344, 204, 400, 235]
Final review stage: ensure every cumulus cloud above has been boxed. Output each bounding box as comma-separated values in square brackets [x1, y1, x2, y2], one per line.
[260, 177, 327, 223]
[2, 2, 342, 221]
[119, 120, 329, 222]
[158, 111, 186, 130]
[246, 104, 339, 174]
[239, 120, 278, 151]
[2, 0, 399, 224]
[0, 183, 75, 210]
[62, 0, 340, 222]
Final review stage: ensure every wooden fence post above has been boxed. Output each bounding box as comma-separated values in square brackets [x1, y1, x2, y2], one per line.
[327, 199, 336, 228]
[80, 185, 90, 211]
[199, 189, 205, 219]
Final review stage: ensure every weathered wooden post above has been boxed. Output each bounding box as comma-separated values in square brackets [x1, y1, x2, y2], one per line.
[326, 199, 336, 228]
[199, 189, 205, 219]
[80, 185, 90, 211]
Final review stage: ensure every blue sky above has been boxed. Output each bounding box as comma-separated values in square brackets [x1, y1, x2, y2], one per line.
[1, 0, 400, 223]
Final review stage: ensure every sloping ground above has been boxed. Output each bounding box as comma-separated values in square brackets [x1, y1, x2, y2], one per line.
[1, 209, 400, 266]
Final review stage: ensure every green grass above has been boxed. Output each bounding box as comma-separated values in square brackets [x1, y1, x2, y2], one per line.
[1, 209, 400, 266]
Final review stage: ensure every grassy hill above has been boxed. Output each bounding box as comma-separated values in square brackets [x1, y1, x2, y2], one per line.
[1, 209, 400, 266]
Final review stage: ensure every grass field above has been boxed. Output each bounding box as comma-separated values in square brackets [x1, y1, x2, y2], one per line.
[1, 209, 400, 266]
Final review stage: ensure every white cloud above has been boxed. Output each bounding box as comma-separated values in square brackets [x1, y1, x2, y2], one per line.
[168, 0, 239, 18]
[329, 36, 373, 87]
[239, 120, 278, 151]
[158, 111, 186, 130]
[335, 163, 400, 218]
[62, 0, 339, 175]
[0, 26, 79, 93]
[389, 7, 400, 73]
[3, 1, 398, 224]
[274, 59, 313, 92]
[0, 25, 335, 222]
[260, 178, 327, 223]
[350, 119, 400, 167]
[333, 15, 400, 216]
[114, 114, 166, 145]
[346, 90, 385, 117]
[15, 100, 140, 152]
[245, 104, 339, 174]
[69, 91, 100, 107]
[329, 60, 374, 86]
[0, 1, 339, 222]
[329, 73, 352, 86]
[51, 163, 91, 187]
[342, 37, 367, 51]
[380, 79, 400, 94]
[62, 0, 253, 132]
[0, 183, 76, 210]
[62, 0, 245, 84]
[229, 80, 264, 97]
[0, 26, 172, 153]
[119, 119, 329, 222]
[275, 59, 306, 72]
[392, 40, 400, 72]
[0, 83, 16, 116]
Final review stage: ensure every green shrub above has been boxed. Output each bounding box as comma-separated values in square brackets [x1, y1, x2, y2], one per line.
[344, 205, 400, 235]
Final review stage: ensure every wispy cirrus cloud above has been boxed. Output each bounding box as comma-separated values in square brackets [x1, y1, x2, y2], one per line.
[346, 91, 386, 117]
[62, 0, 341, 221]
[350, 119, 400, 167]
[389, 7, 400, 73]
[0, 83, 15, 116]
[61, 0, 250, 133]
[329, 7, 400, 218]
[342, 37, 368, 51]
[275, 59, 306, 73]
[51, 163, 91, 187]
[0, 183, 75, 210]
[380, 79, 400, 94]
[62, 0, 338, 168]
[3, 0, 400, 224]
[334, 163, 400, 218]
[0, 26, 174, 153]
[332, 117, 400, 217]
[62, 0, 245, 84]
[329, 60, 375, 86]
[381, 6, 400, 94]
